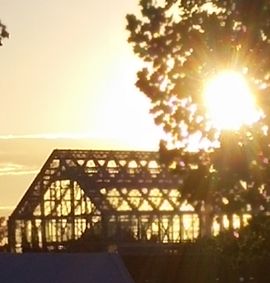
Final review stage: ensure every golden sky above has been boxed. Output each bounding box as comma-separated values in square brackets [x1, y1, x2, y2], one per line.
[0, 0, 163, 215]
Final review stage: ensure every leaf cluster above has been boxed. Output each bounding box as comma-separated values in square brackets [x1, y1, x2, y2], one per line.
[203, 215, 270, 271]
[160, 129, 270, 215]
[127, 0, 270, 146]
[0, 21, 8, 46]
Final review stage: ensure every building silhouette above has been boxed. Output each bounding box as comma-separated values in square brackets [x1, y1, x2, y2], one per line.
[8, 149, 203, 253]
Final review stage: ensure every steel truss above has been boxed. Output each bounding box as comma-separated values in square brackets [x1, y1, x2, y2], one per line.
[9, 149, 205, 253]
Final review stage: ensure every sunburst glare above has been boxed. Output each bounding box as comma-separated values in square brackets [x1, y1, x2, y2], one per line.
[203, 70, 261, 130]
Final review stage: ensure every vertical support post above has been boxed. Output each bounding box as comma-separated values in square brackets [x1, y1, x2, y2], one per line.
[200, 201, 213, 237]
[7, 217, 15, 252]
[41, 188, 46, 251]
[71, 180, 75, 240]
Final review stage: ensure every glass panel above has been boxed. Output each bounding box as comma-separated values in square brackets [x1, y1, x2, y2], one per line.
[138, 200, 153, 211]
[159, 199, 174, 211]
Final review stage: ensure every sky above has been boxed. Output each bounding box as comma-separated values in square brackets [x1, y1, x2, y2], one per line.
[0, 0, 163, 216]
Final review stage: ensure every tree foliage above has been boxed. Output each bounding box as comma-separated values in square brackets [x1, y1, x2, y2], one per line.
[0, 21, 8, 46]
[195, 215, 270, 280]
[127, 0, 270, 229]
[127, 0, 270, 145]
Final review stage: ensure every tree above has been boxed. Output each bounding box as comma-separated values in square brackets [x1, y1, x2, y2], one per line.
[0, 217, 7, 249]
[127, 0, 270, 235]
[194, 215, 270, 280]
[0, 21, 8, 46]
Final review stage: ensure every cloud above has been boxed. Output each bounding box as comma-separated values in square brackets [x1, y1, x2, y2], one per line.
[0, 133, 159, 214]
[0, 132, 159, 150]
[0, 133, 99, 140]
[0, 206, 15, 211]
[0, 134, 141, 177]
[0, 134, 103, 169]
[0, 163, 38, 176]
[0, 132, 158, 179]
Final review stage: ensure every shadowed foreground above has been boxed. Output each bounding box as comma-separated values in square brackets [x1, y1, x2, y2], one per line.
[123, 252, 270, 283]
[0, 252, 134, 283]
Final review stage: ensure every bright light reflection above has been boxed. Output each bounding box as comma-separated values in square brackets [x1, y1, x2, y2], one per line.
[204, 71, 261, 130]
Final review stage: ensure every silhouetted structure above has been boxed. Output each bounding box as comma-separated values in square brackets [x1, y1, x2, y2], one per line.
[9, 149, 270, 283]
[8, 149, 203, 253]
[0, 252, 134, 283]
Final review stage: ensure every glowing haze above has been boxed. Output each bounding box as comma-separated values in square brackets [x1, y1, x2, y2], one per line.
[2, 2, 260, 216]
[0, 0, 163, 215]
[204, 71, 261, 130]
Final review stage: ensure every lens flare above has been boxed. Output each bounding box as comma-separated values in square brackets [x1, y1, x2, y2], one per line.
[204, 71, 260, 130]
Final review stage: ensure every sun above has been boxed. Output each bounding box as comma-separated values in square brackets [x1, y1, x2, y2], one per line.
[203, 70, 260, 130]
